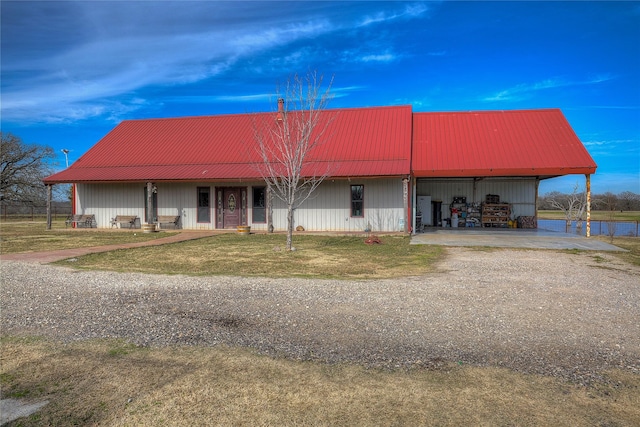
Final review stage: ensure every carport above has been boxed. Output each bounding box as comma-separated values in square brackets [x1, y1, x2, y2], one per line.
[410, 109, 598, 235]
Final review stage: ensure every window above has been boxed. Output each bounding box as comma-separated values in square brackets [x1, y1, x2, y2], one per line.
[252, 187, 266, 223]
[197, 187, 210, 223]
[351, 185, 364, 217]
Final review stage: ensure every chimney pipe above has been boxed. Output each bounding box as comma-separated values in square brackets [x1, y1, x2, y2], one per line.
[276, 98, 284, 122]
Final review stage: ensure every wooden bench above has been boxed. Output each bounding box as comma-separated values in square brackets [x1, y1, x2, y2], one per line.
[65, 214, 96, 228]
[111, 215, 139, 229]
[156, 215, 181, 229]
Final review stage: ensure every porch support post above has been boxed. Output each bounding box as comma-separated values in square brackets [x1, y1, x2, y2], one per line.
[586, 174, 591, 237]
[402, 177, 409, 234]
[146, 182, 153, 224]
[46, 184, 52, 230]
[411, 177, 417, 235]
[267, 185, 274, 233]
[535, 178, 540, 223]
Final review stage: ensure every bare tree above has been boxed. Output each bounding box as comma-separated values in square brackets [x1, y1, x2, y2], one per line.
[252, 72, 335, 251]
[599, 192, 618, 242]
[618, 191, 640, 211]
[547, 182, 587, 232]
[1, 132, 55, 205]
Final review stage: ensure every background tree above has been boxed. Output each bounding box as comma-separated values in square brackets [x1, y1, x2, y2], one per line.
[537, 191, 561, 210]
[617, 191, 640, 211]
[1, 132, 55, 205]
[252, 71, 335, 251]
[598, 192, 618, 241]
[546, 182, 587, 230]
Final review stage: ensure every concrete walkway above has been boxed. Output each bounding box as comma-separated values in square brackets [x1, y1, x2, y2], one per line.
[411, 228, 625, 251]
[0, 230, 218, 264]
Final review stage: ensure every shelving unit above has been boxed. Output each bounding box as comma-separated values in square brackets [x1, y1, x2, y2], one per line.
[482, 203, 511, 227]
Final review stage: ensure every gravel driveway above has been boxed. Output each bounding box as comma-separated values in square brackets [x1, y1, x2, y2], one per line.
[2, 248, 639, 384]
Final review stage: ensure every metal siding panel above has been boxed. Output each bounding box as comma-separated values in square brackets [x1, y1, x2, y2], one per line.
[156, 183, 193, 229]
[290, 181, 346, 232]
[475, 178, 537, 218]
[267, 179, 403, 232]
[75, 183, 144, 228]
[418, 178, 537, 223]
[73, 178, 404, 231]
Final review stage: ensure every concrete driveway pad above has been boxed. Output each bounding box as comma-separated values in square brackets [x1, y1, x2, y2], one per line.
[411, 228, 624, 251]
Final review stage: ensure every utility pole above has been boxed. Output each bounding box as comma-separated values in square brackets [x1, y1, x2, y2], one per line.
[61, 149, 70, 168]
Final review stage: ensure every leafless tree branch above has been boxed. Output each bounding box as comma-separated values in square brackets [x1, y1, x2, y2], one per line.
[251, 71, 336, 250]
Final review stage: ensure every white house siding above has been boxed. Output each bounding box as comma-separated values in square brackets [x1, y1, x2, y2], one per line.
[75, 183, 144, 228]
[270, 178, 405, 233]
[416, 177, 538, 223]
[75, 178, 405, 232]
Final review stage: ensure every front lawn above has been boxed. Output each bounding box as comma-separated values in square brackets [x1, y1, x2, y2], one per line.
[55, 233, 443, 279]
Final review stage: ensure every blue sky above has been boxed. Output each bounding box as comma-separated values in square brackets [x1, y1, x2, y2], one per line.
[2, 1, 638, 194]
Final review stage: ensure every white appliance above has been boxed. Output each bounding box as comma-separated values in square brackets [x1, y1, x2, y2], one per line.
[417, 196, 432, 227]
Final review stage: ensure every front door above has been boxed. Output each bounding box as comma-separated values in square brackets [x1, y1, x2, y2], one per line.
[223, 188, 241, 228]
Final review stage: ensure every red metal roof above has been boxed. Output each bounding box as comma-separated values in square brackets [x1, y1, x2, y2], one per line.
[44, 106, 596, 184]
[44, 105, 413, 183]
[412, 109, 597, 178]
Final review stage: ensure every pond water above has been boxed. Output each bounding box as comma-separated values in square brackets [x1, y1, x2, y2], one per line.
[537, 219, 639, 237]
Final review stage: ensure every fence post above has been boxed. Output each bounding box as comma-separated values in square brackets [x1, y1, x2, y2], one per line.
[46, 185, 52, 229]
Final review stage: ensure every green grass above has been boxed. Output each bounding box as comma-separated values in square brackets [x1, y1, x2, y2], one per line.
[1, 336, 638, 427]
[0, 219, 176, 255]
[596, 236, 640, 267]
[55, 233, 443, 279]
[538, 210, 640, 221]
[2, 224, 639, 425]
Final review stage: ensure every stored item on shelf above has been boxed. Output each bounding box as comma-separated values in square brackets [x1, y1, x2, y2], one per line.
[482, 203, 511, 227]
[485, 194, 500, 204]
[517, 216, 537, 229]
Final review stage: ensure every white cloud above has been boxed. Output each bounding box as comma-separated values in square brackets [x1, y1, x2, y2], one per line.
[1, 4, 338, 123]
[1, 1, 433, 124]
[482, 74, 617, 102]
[358, 2, 429, 27]
[209, 94, 274, 103]
[359, 53, 397, 63]
[584, 139, 639, 157]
